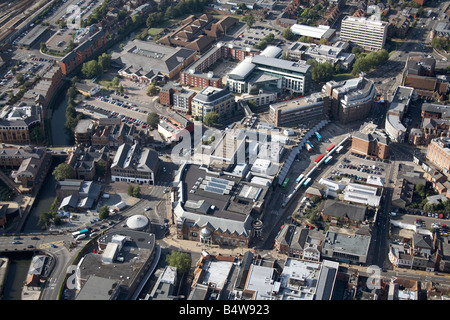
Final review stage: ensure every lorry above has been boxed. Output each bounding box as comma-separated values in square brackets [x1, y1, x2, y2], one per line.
[114, 201, 127, 211]
[110, 201, 127, 214]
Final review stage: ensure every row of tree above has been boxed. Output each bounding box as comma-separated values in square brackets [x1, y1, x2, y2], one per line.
[146, 0, 212, 28]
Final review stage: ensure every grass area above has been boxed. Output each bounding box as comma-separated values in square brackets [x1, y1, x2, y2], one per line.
[98, 80, 112, 87]
[148, 28, 164, 36]
[332, 73, 355, 82]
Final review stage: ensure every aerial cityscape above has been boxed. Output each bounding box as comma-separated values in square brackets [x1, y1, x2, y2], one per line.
[0, 0, 448, 305]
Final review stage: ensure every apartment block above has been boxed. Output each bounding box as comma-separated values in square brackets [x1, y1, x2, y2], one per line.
[191, 86, 237, 119]
[351, 129, 390, 159]
[340, 16, 388, 51]
[426, 137, 450, 172]
[268, 92, 329, 127]
[323, 77, 375, 124]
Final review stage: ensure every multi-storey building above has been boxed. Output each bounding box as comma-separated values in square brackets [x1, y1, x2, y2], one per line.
[116, 40, 197, 83]
[74, 119, 94, 146]
[111, 143, 159, 185]
[59, 29, 108, 76]
[179, 42, 259, 89]
[159, 82, 197, 114]
[91, 121, 151, 149]
[191, 86, 237, 119]
[385, 86, 415, 143]
[2, 146, 52, 193]
[427, 137, 450, 172]
[268, 92, 329, 127]
[227, 46, 311, 95]
[67, 146, 110, 181]
[0, 103, 43, 144]
[351, 128, 390, 159]
[323, 77, 375, 124]
[340, 16, 388, 51]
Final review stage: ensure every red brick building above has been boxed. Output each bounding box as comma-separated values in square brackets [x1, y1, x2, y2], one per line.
[59, 30, 108, 76]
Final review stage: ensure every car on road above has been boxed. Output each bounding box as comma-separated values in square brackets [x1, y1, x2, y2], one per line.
[145, 207, 151, 211]
[30, 236, 39, 240]
[50, 244, 57, 248]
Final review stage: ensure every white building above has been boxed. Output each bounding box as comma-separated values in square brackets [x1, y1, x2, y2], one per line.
[385, 86, 415, 143]
[340, 16, 388, 51]
[343, 183, 381, 207]
[290, 24, 336, 40]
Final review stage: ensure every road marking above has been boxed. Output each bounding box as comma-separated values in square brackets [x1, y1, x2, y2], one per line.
[39, 240, 65, 249]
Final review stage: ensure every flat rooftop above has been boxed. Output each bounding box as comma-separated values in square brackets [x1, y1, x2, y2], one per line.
[183, 164, 248, 220]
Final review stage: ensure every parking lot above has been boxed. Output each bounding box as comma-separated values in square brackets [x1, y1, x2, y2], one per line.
[327, 152, 389, 182]
[45, 28, 74, 53]
[0, 55, 55, 100]
[233, 26, 281, 48]
[82, 95, 150, 126]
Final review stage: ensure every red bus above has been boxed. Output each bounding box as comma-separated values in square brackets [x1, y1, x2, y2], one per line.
[326, 144, 335, 152]
[315, 154, 324, 163]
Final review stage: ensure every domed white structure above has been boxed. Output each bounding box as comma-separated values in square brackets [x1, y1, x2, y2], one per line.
[126, 214, 149, 230]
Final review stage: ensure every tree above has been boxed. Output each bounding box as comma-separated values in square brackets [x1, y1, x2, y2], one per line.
[147, 83, 157, 96]
[38, 212, 53, 230]
[242, 12, 255, 27]
[351, 46, 361, 55]
[146, 112, 160, 128]
[166, 250, 191, 275]
[282, 27, 293, 40]
[53, 163, 75, 181]
[132, 185, 141, 198]
[96, 160, 107, 178]
[81, 60, 102, 79]
[127, 184, 134, 196]
[431, 37, 449, 51]
[423, 202, 435, 213]
[309, 61, 335, 83]
[67, 86, 77, 99]
[15, 73, 24, 85]
[98, 53, 111, 72]
[30, 126, 44, 143]
[111, 76, 120, 88]
[99, 205, 110, 220]
[204, 111, 219, 126]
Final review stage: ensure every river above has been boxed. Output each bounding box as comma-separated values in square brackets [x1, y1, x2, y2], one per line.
[1, 85, 72, 300]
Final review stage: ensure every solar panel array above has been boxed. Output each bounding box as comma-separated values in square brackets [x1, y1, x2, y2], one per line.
[201, 176, 234, 195]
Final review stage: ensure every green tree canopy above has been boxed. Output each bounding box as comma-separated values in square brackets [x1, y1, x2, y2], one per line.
[146, 112, 160, 128]
[147, 83, 157, 96]
[53, 162, 75, 181]
[132, 185, 141, 198]
[242, 12, 255, 27]
[431, 37, 449, 51]
[99, 205, 110, 220]
[204, 111, 219, 126]
[166, 250, 191, 275]
[282, 27, 294, 40]
[98, 53, 111, 72]
[309, 61, 335, 83]
[30, 126, 44, 143]
[81, 60, 102, 79]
